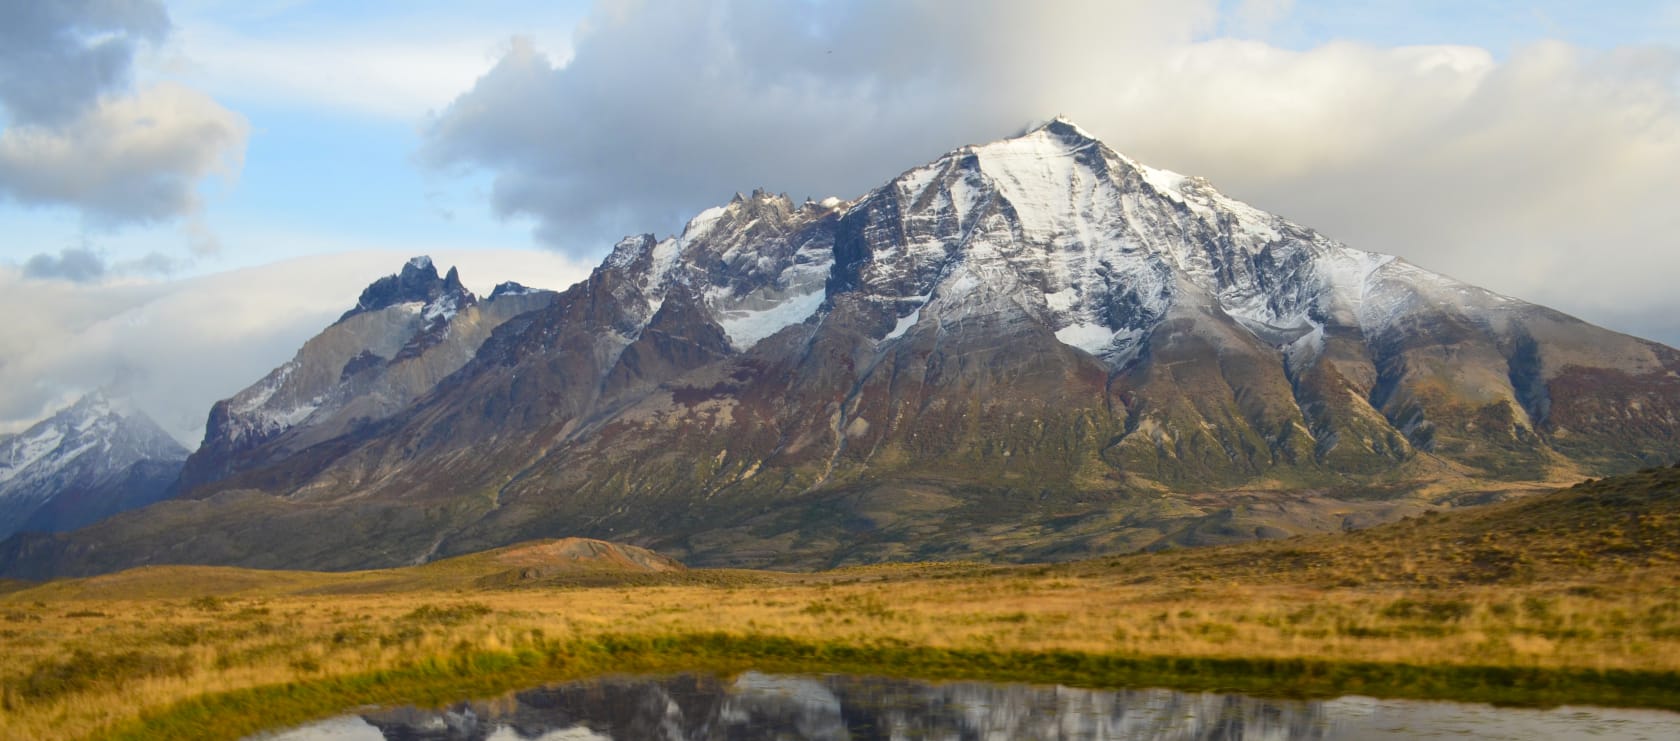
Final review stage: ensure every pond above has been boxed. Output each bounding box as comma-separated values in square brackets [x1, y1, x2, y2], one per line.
[251, 672, 1680, 740]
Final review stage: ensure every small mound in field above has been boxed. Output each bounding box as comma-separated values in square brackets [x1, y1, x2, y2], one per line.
[479, 538, 686, 578]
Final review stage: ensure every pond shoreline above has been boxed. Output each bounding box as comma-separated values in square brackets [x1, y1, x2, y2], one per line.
[112, 632, 1680, 741]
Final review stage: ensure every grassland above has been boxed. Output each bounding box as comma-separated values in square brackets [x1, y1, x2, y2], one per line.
[4, 465, 1680, 740]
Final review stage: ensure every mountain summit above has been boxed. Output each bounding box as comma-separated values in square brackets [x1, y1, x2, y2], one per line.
[6, 122, 1677, 577]
[0, 392, 187, 541]
[339, 255, 472, 322]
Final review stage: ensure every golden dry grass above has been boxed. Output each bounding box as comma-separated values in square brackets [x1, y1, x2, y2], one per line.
[3, 467, 1680, 740]
[6, 564, 1680, 740]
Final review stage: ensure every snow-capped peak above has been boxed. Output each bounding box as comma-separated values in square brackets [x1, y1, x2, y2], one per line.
[584, 119, 1498, 369]
[66, 388, 114, 418]
[0, 391, 188, 539]
[341, 256, 477, 323]
[1037, 115, 1102, 141]
[0, 392, 185, 494]
[807, 119, 1492, 365]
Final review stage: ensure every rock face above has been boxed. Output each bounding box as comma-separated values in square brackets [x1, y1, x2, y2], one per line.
[173, 257, 558, 494]
[4, 120, 1678, 578]
[0, 392, 187, 540]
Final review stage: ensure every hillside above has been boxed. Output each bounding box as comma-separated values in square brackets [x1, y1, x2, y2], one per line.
[1077, 463, 1680, 587]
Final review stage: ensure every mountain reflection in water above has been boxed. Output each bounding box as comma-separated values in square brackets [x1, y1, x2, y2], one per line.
[255, 672, 1680, 741]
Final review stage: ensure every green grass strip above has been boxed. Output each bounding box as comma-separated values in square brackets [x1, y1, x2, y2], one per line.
[103, 632, 1680, 741]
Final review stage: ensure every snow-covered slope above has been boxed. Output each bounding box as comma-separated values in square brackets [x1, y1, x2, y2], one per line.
[0, 392, 187, 540]
[600, 189, 841, 352]
[754, 119, 1492, 366]
[569, 119, 1528, 378]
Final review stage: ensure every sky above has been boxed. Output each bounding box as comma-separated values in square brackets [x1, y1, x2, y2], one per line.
[1, 0, 1678, 446]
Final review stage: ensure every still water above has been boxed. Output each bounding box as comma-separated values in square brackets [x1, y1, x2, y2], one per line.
[252, 672, 1680, 740]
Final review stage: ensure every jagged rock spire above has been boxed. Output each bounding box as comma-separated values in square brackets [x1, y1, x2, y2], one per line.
[340, 256, 475, 323]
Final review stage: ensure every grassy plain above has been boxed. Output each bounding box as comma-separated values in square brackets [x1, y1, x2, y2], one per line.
[3, 466, 1680, 740]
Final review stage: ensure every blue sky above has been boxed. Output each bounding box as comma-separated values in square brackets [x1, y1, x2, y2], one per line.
[1, 0, 1678, 440]
[1259, 0, 1679, 53]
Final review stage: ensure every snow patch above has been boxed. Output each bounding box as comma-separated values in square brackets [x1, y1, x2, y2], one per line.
[884, 307, 922, 341]
[1054, 322, 1120, 355]
[642, 237, 681, 318]
[1136, 163, 1188, 203]
[422, 293, 461, 324]
[948, 174, 984, 225]
[896, 163, 941, 201]
[1042, 289, 1077, 314]
[269, 402, 320, 429]
[682, 205, 729, 242]
[882, 295, 933, 342]
[973, 129, 1098, 240]
[0, 426, 65, 485]
[604, 235, 653, 270]
[1284, 322, 1327, 370]
[233, 361, 297, 415]
[716, 286, 826, 350]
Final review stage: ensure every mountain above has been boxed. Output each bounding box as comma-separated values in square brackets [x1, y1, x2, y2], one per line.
[173, 256, 557, 494]
[0, 392, 187, 540]
[4, 119, 1677, 578]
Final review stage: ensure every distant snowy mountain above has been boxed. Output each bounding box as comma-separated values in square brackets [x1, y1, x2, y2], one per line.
[0, 392, 187, 540]
[6, 119, 1677, 578]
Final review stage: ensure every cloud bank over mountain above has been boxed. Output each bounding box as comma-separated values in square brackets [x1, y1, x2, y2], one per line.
[422, 0, 1680, 346]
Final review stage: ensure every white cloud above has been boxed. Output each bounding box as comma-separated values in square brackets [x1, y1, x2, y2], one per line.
[0, 83, 247, 225]
[421, 0, 1680, 347]
[0, 250, 590, 445]
[0, 1, 247, 229]
[158, 24, 538, 120]
[421, 0, 1222, 254]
